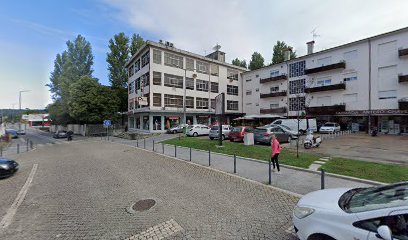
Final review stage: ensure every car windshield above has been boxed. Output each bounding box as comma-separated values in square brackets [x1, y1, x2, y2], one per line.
[231, 127, 242, 132]
[323, 123, 335, 127]
[339, 182, 408, 213]
[280, 125, 292, 131]
[211, 126, 219, 130]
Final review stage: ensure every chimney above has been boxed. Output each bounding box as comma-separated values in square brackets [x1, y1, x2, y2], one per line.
[307, 41, 315, 55]
[284, 47, 293, 61]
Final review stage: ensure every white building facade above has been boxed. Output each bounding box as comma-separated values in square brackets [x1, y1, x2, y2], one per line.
[243, 27, 408, 134]
[126, 41, 246, 132]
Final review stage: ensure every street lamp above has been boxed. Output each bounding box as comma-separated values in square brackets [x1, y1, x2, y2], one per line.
[19, 90, 30, 130]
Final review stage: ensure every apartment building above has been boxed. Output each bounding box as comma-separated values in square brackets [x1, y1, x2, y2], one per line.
[243, 27, 408, 134]
[126, 41, 246, 132]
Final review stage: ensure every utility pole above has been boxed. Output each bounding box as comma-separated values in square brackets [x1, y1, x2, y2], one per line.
[19, 90, 30, 131]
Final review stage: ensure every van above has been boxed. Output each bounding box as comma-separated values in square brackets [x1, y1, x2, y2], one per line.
[270, 118, 317, 134]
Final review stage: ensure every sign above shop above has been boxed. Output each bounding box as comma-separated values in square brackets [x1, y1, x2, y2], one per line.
[335, 109, 408, 115]
[166, 116, 179, 120]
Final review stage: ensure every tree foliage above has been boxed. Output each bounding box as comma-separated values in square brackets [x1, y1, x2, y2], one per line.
[130, 33, 145, 56]
[248, 52, 265, 70]
[107, 32, 130, 89]
[232, 58, 247, 68]
[271, 41, 297, 64]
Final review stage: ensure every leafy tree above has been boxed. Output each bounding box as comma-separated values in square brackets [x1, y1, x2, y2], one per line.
[130, 33, 144, 56]
[68, 76, 120, 124]
[248, 52, 265, 70]
[47, 101, 74, 125]
[232, 58, 247, 68]
[271, 41, 297, 64]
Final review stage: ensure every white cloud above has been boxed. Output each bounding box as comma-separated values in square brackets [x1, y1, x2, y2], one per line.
[104, 0, 408, 64]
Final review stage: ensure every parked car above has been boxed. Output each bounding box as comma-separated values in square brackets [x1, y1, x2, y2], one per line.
[5, 129, 18, 139]
[53, 130, 68, 139]
[186, 125, 210, 137]
[271, 118, 317, 134]
[293, 182, 408, 240]
[265, 124, 300, 137]
[167, 124, 188, 134]
[319, 122, 341, 134]
[254, 125, 294, 144]
[0, 158, 19, 178]
[17, 129, 26, 135]
[228, 126, 253, 142]
[209, 125, 232, 140]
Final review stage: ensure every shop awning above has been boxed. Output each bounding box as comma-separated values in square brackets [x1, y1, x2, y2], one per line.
[233, 114, 285, 120]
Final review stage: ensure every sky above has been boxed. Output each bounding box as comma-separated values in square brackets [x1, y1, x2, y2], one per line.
[1, 0, 408, 109]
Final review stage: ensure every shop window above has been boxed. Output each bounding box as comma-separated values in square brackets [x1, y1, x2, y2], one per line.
[136, 117, 140, 129]
[142, 116, 149, 130]
[153, 116, 161, 130]
[165, 116, 180, 129]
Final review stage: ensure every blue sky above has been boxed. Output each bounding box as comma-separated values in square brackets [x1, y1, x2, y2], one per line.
[1, 0, 408, 109]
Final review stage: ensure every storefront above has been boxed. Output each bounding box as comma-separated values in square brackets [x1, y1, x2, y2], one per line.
[165, 116, 180, 130]
[153, 116, 162, 130]
[197, 115, 210, 125]
[142, 116, 149, 130]
[377, 115, 408, 134]
[186, 116, 194, 126]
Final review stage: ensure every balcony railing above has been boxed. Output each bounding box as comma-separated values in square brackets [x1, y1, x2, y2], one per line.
[305, 104, 346, 115]
[399, 99, 408, 110]
[304, 61, 346, 74]
[260, 91, 287, 98]
[260, 107, 287, 114]
[304, 82, 346, 93]
[260, 74, 287, 83]
[399, 48, 408, 57]
[399, 74, 408, 83]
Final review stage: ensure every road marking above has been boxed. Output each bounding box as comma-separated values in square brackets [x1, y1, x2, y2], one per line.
[124, 219, 183, 240]
[0, 164, 38, 229]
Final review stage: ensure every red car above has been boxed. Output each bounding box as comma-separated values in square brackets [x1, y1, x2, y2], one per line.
[229, 126, 254, 142]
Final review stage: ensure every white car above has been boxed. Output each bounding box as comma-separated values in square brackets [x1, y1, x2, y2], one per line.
[293, 182, 408, 240]
[185, 125, 210, 137]
[319, 122, 341, 134]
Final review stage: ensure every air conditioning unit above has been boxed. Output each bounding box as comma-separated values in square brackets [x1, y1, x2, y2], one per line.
[192, 74, 197, 78]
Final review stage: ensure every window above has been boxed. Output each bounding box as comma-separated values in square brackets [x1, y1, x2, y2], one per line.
[246, 78, 252, 82]
[270, 86, 279, 92]
[246, 90, 252, 95]
[186, 78, 194, 90]
[164, 52, 183, 68]
[227, 69, 238, 80]
[289, 79, 305, 94]
[136, 77, 140, 90]
[316, 79, 332, 87]
[270, 102, 279, 108]
[227, 85, 238, 95]
[153, 49, 161, 64]
[141, 51, 150, 67]
[270, 70, 279, 77]
[344, 73, 358, 82]
[186, 58, 194, 71]
[153, 93, 161, 107]
[378, 90, 397, 99]
[141, 72, 150, 87]
[129, 65, 134, 77]
[289, 60, 306, 78]
[289, 97, 305, 111]
[186, 96, 194, 108]
[135, 59, 140, 73]
[210, 82, 219, 93]
[353, 214, 408, 240]
[211, 64, 219, 76]
[227, 100, 238, 110]
[153, 72, 161, 85]
[164, 73, 183, 88]
[164, 94, 183, 108]
[196, 79, 209, 92]
[129, 81, 135, 93]
[196, 61, 209, 73]
[210, 99, 215, 109]
[196, 97, 209, 109]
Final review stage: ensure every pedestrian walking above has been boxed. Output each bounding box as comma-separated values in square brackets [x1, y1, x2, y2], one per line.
[271, 134, 281, 173]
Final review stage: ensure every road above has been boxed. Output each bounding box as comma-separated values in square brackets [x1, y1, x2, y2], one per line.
[0, 140, 299, 239]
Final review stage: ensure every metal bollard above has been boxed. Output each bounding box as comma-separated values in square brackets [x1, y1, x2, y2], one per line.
[153, 140, 155, 152]
[208, 150, 211, 166]
[321, 169, 325, 189]
[268, 158, 272, 185]
[17, 144, 20, 154]
[162, 143, 164, 154]
[30, 141, 33, 149]
[189, 148, 192, 161]
[137, 139, 139, 147]
[26, 140, 29, 151]
[174, 145, 177, 157]
[144, 138, 146, 149]
[234, 154, 236, 173]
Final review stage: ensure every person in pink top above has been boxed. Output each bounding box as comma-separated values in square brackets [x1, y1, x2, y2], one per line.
[271, 134, 281, 172]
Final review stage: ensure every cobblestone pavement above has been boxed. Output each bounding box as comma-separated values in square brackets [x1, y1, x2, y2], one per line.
[0, 141, 299, 239]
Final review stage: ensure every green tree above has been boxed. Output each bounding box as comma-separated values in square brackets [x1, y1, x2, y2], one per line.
[47, 100, 74, 125]
[271, 41, 297, 64]
[232, 58, 247, 68]
[248, 52, 265, 70]
[130, 33, 145, 56]
[68, 76, 120, 123]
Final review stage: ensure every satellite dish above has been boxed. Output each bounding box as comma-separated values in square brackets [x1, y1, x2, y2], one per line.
[213, 44, 221, 51]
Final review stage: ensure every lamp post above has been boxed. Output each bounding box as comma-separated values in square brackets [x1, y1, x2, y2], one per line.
[19, 90, 30, 131]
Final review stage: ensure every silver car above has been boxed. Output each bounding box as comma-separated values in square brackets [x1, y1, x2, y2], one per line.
[209, 125, 232, 140]
[254, 126, 295, 144]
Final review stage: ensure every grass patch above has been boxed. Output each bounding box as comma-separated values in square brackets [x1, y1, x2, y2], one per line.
[162, 137, 318, 169]
[322, 157, 408, 183]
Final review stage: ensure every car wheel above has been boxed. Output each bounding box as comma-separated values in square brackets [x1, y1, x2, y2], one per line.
[304, 142, 312, 149]
[193, 132, 198, 137]
[209, 137, 214, 140]
[308, 234, 336, 240]
[221, 135, 225, 140]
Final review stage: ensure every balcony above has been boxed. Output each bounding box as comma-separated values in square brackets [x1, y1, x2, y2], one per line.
[399, 48, 408, 57]
[304, 62, 346, 74]
[305, 104, 346, 115]
[260, 107, 287, 114]
[399, 99, 408, 110]
[399, 74, 408, 83]
[260, 91, 287, 98]
[304, 82, 346, 93]
[260, 74, 287, 83]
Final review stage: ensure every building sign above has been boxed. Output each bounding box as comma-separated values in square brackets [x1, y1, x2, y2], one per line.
[198, 115, 209, 118]
[335, 109, 408, 115]
[137, 97, 148, 106]
[167, 116, 179, 120]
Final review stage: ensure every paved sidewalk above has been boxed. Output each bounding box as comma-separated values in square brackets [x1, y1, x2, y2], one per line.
[108, 135, 375, 195]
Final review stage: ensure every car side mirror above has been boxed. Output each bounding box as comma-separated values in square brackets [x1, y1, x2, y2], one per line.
[376, 225, 393, 240]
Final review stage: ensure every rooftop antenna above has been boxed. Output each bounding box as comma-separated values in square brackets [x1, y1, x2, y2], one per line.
[311, 28, 320, 41]
[213, 43, 221, 51]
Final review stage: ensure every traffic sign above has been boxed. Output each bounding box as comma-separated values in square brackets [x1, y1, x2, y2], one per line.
[103, 120, 112, 127]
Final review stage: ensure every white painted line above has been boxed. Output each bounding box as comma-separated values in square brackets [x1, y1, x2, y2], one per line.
[0, 164, 38, 229]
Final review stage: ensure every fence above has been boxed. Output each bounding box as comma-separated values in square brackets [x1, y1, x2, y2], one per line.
[50, 124, 125, 137]
[0, 138, 34, 158]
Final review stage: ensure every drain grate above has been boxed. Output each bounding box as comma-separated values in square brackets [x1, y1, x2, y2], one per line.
[131, 199, 156, 212]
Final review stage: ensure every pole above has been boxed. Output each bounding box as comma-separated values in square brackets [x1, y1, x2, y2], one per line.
[17, 144, 19, 154]
[218, 115, 222, 146]
[19, 91, 21, 131]
[153, 140, 155, 152]
[297, 108, 300, 158]
[208, 150, 211, 166]
[268, 157, 272, 185]
[233, 154, 236, 173]
[174, 145, 177, 157]
[144, 138, 146, 149]
[26, 139, 29, 151]
[189, 147, 192, 161]
[321, 169, 325, 189]
[162, 143, 164, 154]
[183, 69, 186, 125]
[137, 139, 139, 147]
